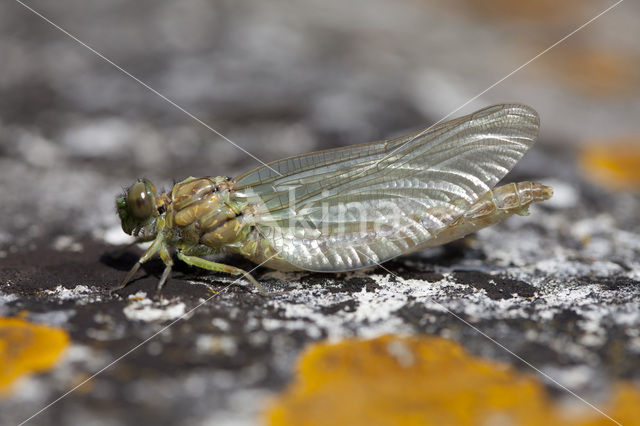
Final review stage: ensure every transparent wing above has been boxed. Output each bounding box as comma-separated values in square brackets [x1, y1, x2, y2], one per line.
[233, 104, 539, 271]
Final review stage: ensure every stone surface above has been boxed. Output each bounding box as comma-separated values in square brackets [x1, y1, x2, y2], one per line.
[1, 1, 639, 425]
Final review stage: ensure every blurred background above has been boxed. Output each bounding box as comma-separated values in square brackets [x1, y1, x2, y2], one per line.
[1, 1, 640, 425]
[1, 0, 639, 250]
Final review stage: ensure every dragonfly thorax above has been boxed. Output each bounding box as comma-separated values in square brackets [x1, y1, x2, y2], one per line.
[168, 176, 246, 247]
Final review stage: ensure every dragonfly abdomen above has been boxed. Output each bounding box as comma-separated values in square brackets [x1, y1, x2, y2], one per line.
[415, 181, 552, 252]
[464, 182, 552, 219]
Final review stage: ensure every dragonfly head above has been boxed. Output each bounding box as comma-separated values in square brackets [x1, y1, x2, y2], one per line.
[117, 178, 159, 237]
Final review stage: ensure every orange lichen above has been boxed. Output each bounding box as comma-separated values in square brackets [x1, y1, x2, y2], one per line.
[580, 140, 640, 191]
[265, 335, 640, 426]
[552, 49, 638, 97]
[0, 317, 69, 395]
[460, 0, 575, 22]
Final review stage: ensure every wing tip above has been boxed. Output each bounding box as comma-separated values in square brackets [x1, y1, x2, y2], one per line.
[477, 103, 540, 145]
[503, 103, 539, 123]
[478, 103, 538, 121]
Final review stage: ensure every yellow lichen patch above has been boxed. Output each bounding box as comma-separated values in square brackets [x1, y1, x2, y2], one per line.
[580, 140, 640, 191]
[265, 335, 640, 426]
[0, 317, 69, 394]
[595, 383, 640, 425]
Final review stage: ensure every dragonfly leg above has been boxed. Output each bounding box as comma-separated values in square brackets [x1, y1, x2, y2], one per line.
[176, 251, 266, 295]
[156, 265, 172, 293]
[156, 245, 174, 293]
[110, 237, 164, 294]
[111, 262, 142, 294]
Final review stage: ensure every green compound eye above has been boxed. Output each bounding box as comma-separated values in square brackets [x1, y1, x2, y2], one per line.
[127, 180, 155, 220]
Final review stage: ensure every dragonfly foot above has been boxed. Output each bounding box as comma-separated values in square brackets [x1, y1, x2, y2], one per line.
[242, 271, 268, 296]
[109, 261, 141, 295]
[156, 264, 172, 293]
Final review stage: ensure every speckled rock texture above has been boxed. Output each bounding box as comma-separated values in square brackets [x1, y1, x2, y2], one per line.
[1, 1, 639, 425]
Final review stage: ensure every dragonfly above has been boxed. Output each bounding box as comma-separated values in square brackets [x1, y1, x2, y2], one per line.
[114, 104, 552, 293]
